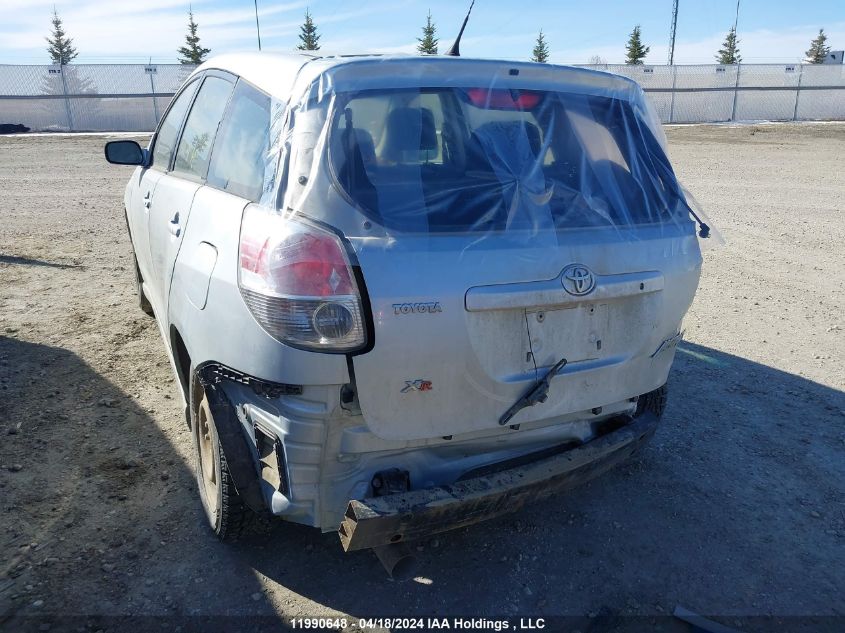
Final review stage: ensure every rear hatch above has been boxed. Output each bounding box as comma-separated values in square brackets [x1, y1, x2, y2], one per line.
[350, 231, 699, 441]
[299, 68, 702, 441]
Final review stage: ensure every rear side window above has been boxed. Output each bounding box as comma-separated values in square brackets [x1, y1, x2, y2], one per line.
[172, 76, 234, 180]
[207, 80, 271, 202]
[151, 79, 199, 170]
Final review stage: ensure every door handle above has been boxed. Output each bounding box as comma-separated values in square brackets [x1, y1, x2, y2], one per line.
[168, 212, 181, 237]
[143, 191, 151, 209]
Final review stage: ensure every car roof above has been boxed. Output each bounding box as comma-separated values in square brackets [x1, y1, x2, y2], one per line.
[194, 53, 641, 104]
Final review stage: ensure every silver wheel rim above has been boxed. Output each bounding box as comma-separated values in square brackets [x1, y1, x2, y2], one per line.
[197, 395, 219, 516]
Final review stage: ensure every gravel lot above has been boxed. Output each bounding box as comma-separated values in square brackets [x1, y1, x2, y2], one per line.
[1, 123, 844, 632]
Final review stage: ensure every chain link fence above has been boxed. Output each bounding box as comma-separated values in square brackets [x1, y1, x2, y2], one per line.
[581, 63, 845, 123]
[0, 62, 843, 132]
[0, 63, 195, 132]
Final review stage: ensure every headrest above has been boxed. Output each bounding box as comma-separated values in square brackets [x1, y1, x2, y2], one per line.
[342, 127, 376, 165]
[382, 107, 438, 161]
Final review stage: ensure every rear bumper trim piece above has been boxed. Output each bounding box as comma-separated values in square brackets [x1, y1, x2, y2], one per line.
[338, 410, 659, 551]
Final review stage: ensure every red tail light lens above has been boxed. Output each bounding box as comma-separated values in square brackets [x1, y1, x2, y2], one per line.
[463, 88, 542, 110]
[241, 229, 355, 297]
[238, 206, 366, 351]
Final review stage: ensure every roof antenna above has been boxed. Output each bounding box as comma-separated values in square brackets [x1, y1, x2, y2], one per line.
[445, 0, 475, 56]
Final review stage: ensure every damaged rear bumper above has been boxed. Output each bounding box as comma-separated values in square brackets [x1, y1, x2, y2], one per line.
[338, 411, 659, 551]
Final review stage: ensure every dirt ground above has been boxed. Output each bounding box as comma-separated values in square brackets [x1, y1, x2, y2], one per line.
[1, 123, 844, 633]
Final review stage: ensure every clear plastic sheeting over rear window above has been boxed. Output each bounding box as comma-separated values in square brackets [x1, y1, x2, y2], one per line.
[324, 87, 692, 234]
[267, 56, 717, 246]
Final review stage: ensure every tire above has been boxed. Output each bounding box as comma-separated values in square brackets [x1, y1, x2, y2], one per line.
[191, 379, 257, 541]
[636, 383, 668, 419]
[133, 254, 154, 317]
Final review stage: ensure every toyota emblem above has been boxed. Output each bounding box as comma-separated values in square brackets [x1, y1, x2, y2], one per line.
[561, 264, 596, 296]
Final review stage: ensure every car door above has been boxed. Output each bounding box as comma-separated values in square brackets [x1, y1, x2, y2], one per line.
[131, 77, 200, 303]
[146, 73, 235, 320]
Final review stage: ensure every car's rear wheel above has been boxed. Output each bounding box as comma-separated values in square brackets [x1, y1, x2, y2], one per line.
[192, 384, 256, 541]
[133, 254, 154, 317]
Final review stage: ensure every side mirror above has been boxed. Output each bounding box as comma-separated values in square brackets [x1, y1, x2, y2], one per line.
[104, 140, 146, 166]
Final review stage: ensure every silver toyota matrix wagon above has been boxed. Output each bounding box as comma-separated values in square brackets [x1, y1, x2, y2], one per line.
[105, 52, 709, 575]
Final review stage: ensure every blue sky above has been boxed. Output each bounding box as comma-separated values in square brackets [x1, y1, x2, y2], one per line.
[0, 0, 842, 64]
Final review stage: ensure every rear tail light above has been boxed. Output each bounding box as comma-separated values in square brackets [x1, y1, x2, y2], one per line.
[238, 205, 367, 352]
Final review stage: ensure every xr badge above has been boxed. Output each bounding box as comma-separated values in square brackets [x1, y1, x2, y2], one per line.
[401, 379, 433, 393]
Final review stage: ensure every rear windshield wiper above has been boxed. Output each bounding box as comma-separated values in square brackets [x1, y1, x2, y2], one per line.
[499, 357, 568, 426]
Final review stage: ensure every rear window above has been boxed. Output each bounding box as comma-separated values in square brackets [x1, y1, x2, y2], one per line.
[328, 87, 690, 233]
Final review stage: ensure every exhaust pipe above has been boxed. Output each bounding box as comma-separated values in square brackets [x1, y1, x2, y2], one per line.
[373, 542, 417, 580]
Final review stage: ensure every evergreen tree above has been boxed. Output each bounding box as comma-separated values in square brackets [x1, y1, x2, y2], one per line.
[177, 9, 210, 65]
[625, 25, 650, 65]
[417, 11, 438, 55]
[531, 30, 550, 63]
[41, 9, 97, 129]
[715, 27, 741, 64]
[46, 8, 78, 65]
[805, 29, 831, 64]
[297, 9, 321, 51]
